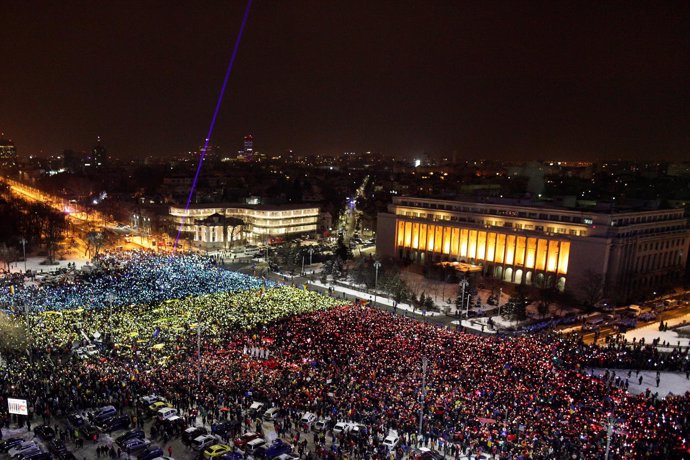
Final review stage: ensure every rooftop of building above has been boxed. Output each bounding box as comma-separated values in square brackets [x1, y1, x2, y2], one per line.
[394, 195, 686, 216]
[170, 202, 320, 211]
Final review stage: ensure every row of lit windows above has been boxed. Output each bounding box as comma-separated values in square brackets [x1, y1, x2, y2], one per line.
[395, 220, 570, 274]
[251, 217, 318, 226]
[251, 224, 317, 235]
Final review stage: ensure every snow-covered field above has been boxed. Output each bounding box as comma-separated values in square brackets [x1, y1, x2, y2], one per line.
[588, 368, 690, 399]
[623, 313, 690, 351]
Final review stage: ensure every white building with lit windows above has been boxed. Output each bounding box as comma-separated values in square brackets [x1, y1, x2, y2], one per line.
[377, 196, 689, 302]
[169, 203, 319, 249]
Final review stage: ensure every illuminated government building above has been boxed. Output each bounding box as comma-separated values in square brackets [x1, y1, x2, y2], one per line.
[169, 203, 319, 250]
[377, 196, 690, 302]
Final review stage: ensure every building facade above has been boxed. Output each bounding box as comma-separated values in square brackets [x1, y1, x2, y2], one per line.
[169, 203, 319, 248]
[377, 196, 690, 302]
[0, 137, 18, 170]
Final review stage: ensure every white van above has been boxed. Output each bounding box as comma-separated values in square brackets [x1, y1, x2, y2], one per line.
[157, 407, 178, 421]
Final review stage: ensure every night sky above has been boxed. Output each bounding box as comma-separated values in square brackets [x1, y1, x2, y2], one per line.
[1, 1, 688, 161]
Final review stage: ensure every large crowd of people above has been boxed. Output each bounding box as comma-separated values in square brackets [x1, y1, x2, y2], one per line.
[1, 251, 689, 459]
[0, 252, 270, 312]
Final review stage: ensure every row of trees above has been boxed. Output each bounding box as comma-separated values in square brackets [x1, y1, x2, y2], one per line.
[0, 190, 68, 269]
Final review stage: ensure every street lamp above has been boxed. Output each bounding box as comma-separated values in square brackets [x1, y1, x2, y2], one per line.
[459, 278, 469, 317]
[497, 287, 503, 318]
[19, 238, 27, 272]
[373, 260, 382, 306]
[308, 247, 314, 266]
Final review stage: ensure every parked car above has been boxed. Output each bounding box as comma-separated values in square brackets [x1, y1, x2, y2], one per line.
[312, 417, 331, 432]
[300, 412, 317, 430]
[160, 415, 186, 431]
[122, 437, 151, 453]
[116, 429, 146, 447]
[218, 453, 243, 460]
[148, 401, 172, 415]
[192, 434, 220, 451]
[263, 407, 281, 421]
[17, 452, 52, 460]
[0, 438, 24, 452]
[382, 431, 400, 450]
[265, 439, 292, 459]
[47, 439, 67, 455]
[203, 444, 233, 459]
[66, 413, 86, 431]
[99, 415, 131, 433]
[183, 426, 208, 444]
[137, 446, 163, 460]
[211, 421, 240, 438]
[156, 407, 178, 421]
[34, 425, 56, 440]
[248, 401, 265, 417]
[409, 447, 444, 460]
[80, 423, 99, 440]
[332, 422, 354, 437]
[243, 438, 267, 456]
[349, 423, 367, 439]
[89, 406, 117, 423]
[233, 432, 261, 450]
[8, 441, 40, 458]
[140, 395, 165, 406]
[21, 452, 53, 460]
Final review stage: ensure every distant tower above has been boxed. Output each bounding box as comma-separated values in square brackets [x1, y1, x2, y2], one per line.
[89, 136, 107, 168]
[243, 134, 254, 161]
[0, 134, 18, 170]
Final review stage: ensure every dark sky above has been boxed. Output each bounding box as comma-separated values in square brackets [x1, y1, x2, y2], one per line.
[1, 1, 688, 161]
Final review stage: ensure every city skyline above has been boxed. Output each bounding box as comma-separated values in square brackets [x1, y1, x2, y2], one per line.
[1, 1, 689, 161]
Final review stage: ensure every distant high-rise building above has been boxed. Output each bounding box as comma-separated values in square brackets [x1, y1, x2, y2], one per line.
[0, 135, 18, 170]
[240, 134, 254, 161]
[87, 137, 107, 168]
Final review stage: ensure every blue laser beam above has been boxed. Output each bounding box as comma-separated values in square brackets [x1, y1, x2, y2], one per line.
[173, 0, 253, 252]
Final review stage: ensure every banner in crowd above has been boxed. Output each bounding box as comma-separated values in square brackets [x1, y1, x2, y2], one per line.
[8, 398, 28, 415]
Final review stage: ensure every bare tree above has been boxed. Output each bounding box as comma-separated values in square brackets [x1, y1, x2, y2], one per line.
[86, 231, 106, 257]
[581, 269, 605, 307]
[225, 217, 244, 249]
[0, 243, 20, 271]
